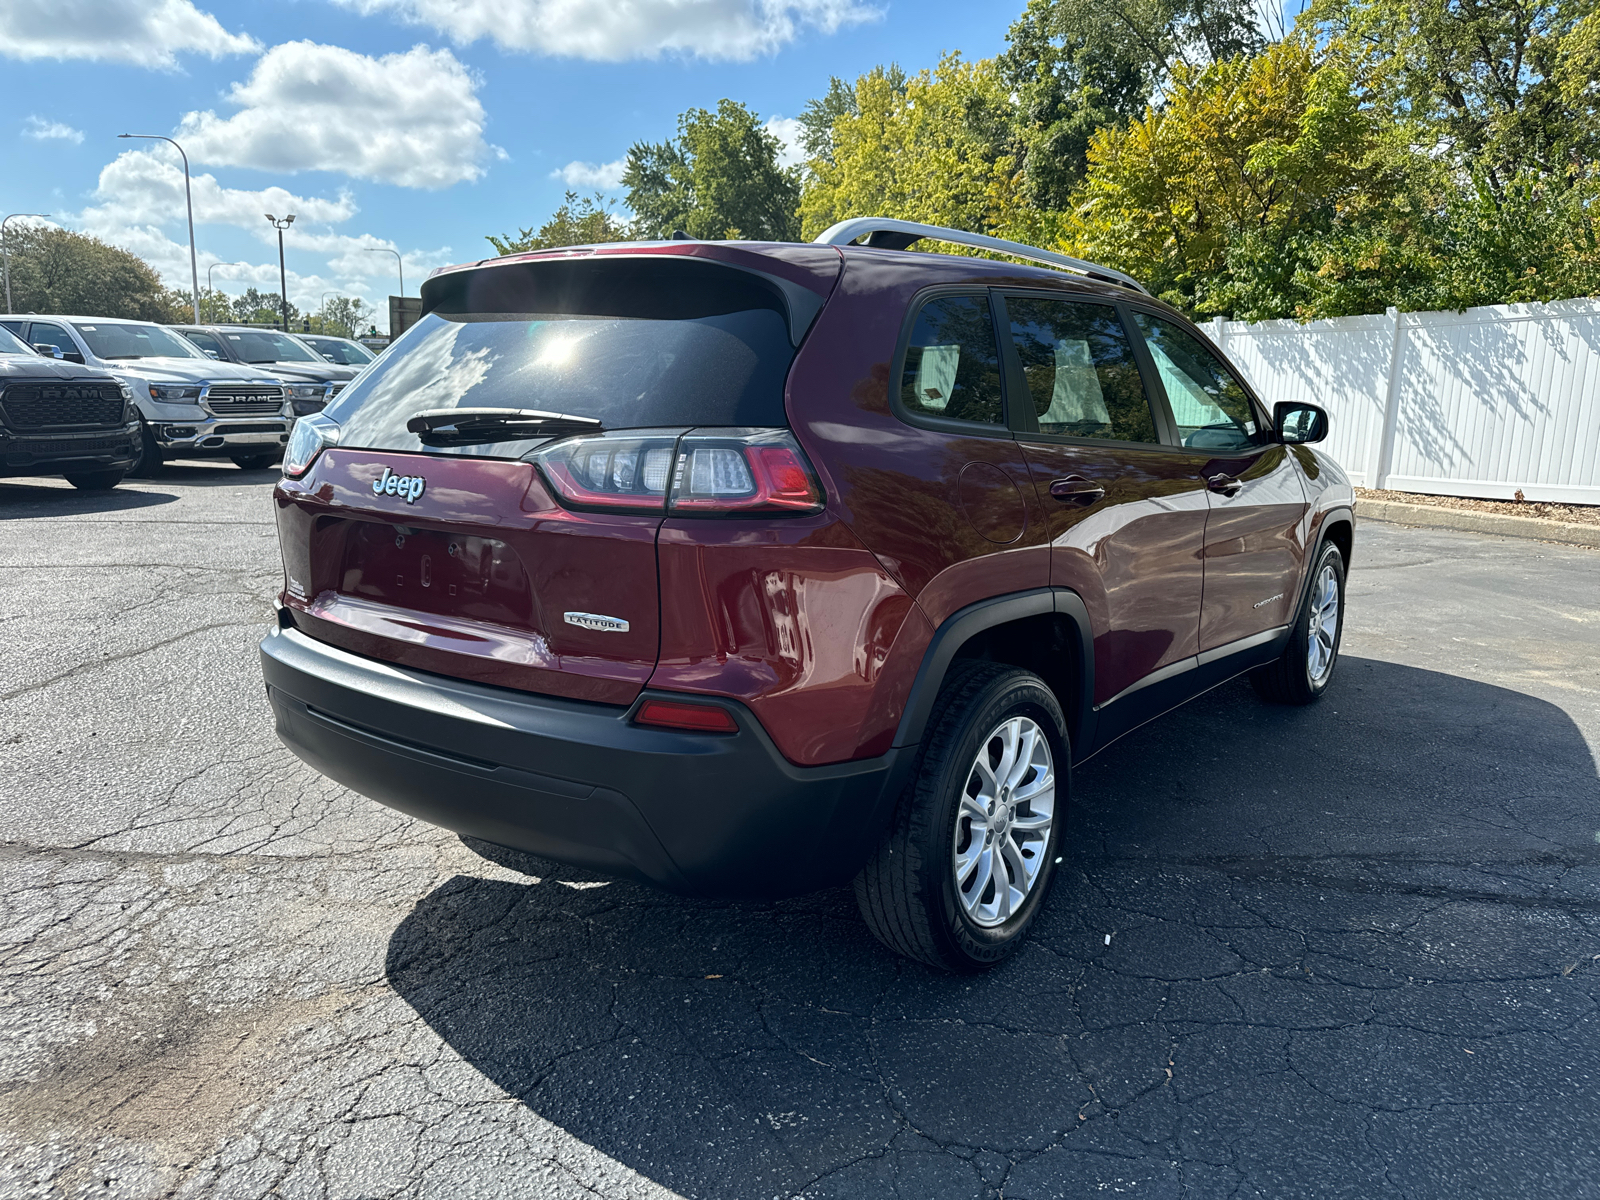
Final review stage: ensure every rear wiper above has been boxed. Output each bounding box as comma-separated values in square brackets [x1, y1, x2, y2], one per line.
[406, 407, 603, 446]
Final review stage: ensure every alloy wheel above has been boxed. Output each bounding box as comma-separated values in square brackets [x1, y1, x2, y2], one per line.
[952, 716, 1055, 928]
[1307, 562, 1341, 683]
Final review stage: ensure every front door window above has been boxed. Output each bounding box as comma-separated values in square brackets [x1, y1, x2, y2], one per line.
[1132, 314, 1261, 451]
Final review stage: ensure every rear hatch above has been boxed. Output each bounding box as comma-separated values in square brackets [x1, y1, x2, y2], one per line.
[274, 245, 840, 706]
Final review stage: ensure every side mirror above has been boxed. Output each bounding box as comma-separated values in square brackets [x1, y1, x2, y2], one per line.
[1275, 401, 1328, 445]
[33, 343, 63, 359]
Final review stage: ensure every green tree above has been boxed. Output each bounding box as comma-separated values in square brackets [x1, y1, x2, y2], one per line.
[487, 191, 631, 254]
[799, 56, 1028, 243]
[797, 68, 906, 167]
[1003, 0, 1270, 209]
[2, 225, 187, 320]
[623, 100, 801, 240]
[307, 296, 375, 338]
[1065, 35, 1420, 318]
[229, 286, 298, 326]
[1307, 0, 1600, 197]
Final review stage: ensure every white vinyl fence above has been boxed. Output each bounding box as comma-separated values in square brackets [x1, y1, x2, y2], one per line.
[1210, 297, 1600, 504]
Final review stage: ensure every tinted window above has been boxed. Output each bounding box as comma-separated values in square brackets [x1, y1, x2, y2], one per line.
[1007, 298, 1158, 443]
[305, 336, 373, 365]
[899, 295, 1004, 426]
[222, 330, 321, 363]
[1133, 314, 1261, 451]
[72, 322, 201, 360]
[324, 268, 798, 458]
[28, 323, 77, 357]
[0, 324, 34, 355]
[183, 330, 225, 358]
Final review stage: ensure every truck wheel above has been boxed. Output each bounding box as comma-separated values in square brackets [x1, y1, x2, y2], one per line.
[129, 421, 164, 478]
[1251, 541, 1345, 705]
[230, 451, 279, 471]
[854, 662, 1066, 972]
[64, 469, 126, 491]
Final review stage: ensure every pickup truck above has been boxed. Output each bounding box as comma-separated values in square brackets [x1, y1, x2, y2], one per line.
[0, 323, 139, 490]
[1, 315, 292, 473]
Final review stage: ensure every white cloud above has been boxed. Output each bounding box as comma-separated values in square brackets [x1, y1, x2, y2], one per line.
[0, 0, 258, 67]
[764, 116, 805, 169]
[23, 117, 85, 145]
[177, 41, 494, 190]
[66, 148, 453, 330]
[335, 0, 880, 61]
[553, 158, 626, 189]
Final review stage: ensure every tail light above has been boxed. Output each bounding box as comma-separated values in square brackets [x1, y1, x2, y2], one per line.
[528, 428, 823, 515]
[282, 413, 340, 477]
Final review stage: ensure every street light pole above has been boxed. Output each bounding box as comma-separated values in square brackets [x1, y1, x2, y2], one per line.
[363, 247, 404, 296]
[119, 134, 201, 323]
[206, 261, 244, 321]
[2, 213, 52, 315]
[265, 214, 295, 332]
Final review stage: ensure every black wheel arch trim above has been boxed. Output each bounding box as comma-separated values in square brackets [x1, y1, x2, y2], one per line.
[892, 587, 1096, 759]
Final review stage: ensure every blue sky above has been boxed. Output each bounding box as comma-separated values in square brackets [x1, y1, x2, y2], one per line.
[2, 0, 1019, 330]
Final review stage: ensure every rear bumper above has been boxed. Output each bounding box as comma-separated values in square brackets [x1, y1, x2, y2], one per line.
[259, 625, 907, 898]
[0, 422, 139, 475]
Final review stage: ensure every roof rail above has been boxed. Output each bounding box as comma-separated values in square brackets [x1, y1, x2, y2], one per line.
[812, 217, 1148, 294]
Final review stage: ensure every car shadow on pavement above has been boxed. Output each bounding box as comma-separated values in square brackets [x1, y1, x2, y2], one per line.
[0, 479, 179, 517]
[385, 657, 1600, 1199]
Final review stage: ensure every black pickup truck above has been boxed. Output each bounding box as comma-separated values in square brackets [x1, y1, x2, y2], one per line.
[0, 325, 139, 490]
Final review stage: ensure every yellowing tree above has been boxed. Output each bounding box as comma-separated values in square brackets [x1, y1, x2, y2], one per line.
[799, 56, 1030, 244]
[1065, 35, 1407, 315]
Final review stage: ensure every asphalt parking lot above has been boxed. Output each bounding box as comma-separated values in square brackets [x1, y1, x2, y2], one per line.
[2, 464, 1598, 1200]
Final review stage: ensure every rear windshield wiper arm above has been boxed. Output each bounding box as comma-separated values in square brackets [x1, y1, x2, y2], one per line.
[406, 408, 603, 446]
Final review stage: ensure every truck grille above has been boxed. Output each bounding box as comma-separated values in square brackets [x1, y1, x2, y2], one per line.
[1, 383, 124, 430]
[205, 385, 285, 417]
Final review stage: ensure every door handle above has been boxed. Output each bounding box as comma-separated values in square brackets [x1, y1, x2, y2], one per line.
[1049, 476, 1105, 503]
[1206, 473, 1243, 497]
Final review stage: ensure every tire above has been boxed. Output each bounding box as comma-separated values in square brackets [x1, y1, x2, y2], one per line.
[128, 421, 163, 478]
[230, 451, 279, 471]
[854, 661, 1067, 972]
[64, 468, 126, 491]
[1251, 541, 1346, 705]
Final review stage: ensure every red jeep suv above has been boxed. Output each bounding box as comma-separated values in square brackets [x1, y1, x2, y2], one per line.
[260, 218, 1351, 971]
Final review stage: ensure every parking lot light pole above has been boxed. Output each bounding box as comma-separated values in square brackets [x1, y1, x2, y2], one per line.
[119, 134, 201, 323]
[364, 247, 404, 297]
[265, 214, 295, 332]
[206, 261, 244, 321]
[2, 213, 51, 315]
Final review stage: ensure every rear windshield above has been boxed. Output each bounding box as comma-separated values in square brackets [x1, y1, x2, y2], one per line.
[323, 257, 800, 458]
[72, 322, 203, 360]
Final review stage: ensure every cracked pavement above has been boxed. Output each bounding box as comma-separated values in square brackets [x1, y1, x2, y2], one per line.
[2, 463, 1598, 1199]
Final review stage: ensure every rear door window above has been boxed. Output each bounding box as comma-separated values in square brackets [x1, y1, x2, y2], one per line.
[898, 295, 1005, 426]
[1003, 297, 1159, 443]
[323, 257, 804, 458]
